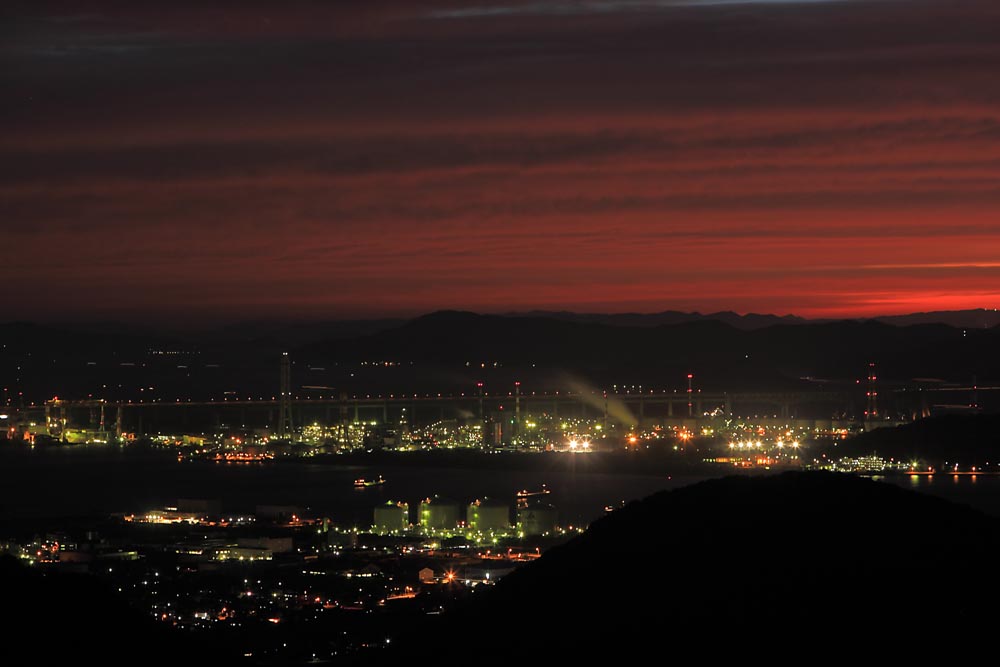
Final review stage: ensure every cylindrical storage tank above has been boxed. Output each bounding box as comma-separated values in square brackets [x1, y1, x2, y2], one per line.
[468, 499, 511, 532]
[518, 503, 558, 536]
[373, 501, 409, 533]
[419, 496, 460, 530]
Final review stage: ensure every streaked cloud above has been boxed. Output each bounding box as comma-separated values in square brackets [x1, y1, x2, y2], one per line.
[1, 0, 998, 320]
[428, 0, 854, 19]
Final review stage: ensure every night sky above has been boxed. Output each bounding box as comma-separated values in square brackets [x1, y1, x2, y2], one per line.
[4, 1, 1000, 322]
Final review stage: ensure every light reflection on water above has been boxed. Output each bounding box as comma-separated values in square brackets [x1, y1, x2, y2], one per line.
[0, 446, 696, 526]
[5, 446, 1000, 526]
[897, 472, 1000, 515]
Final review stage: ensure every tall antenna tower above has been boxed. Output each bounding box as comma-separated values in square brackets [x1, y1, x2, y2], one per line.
[477, 382, 484, 424]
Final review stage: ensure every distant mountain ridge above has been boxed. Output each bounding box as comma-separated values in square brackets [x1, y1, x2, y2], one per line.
[3, 307, 996, 342]
[4, 308, 1000, 402]
[507, 307, 1000, 330]
[871, 308, 1000, 329]
[838, 413, 1000, 463]
[504, 309, 807, 330]
[296, 310, 1000, 387]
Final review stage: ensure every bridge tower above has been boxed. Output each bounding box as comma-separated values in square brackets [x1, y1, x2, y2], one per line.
[514, 381, 521, 445]
[865, 362, 878, 422]
[278, 352, 293, 439]
[477, 381, 484, 423]
[687, 374, 694, 418]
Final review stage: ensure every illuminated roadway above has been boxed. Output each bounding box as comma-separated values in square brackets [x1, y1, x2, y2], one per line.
[15, 390, 857, 434]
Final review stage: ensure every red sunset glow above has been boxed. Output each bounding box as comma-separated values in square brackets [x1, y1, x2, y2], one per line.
[3, 1, 999, 321]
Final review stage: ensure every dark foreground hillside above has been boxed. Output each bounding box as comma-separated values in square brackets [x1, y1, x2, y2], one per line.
[398, 471, 1000, 662]
[0, 555, 225, 666]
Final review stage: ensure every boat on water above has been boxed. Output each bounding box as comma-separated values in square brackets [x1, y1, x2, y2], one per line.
[177, 450, 273, 463]
[354, 475, 385, 488]
[604, 500, 627, 513]
[213, 451, 273, 463]
[516, 485, 551, 508]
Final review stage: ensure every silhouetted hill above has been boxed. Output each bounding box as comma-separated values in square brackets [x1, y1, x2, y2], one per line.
[300, 310, 744, 365]
[512, 307, 1000, 330]
[744, 320, 984, 380]
[0, 321, 177, 355]
[6, 311, 1000, 403]
[201, 318, 405, 347]
[840, 414, 1000, 465]
[297, 311, 1000, 387]
[873, 308, 1000, 329]
[398, 471, 1000, 662]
